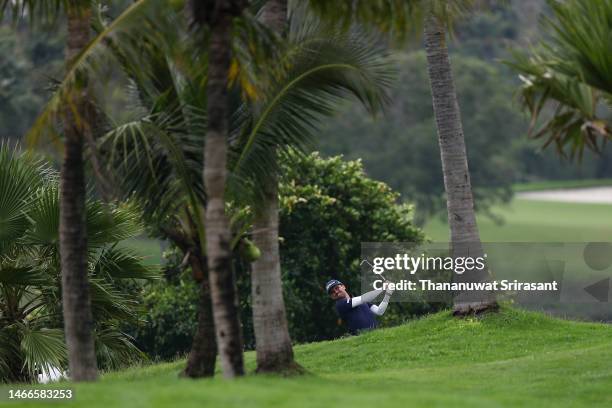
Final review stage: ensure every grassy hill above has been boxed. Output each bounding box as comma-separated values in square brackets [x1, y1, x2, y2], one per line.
[4, 307, 612, 407]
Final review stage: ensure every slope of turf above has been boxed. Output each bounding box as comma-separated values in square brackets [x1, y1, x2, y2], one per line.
[3, 307, 612, 407]
[424, 199, 612, 242]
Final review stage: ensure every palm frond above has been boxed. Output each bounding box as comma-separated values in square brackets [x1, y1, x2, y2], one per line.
[94, 247, 160, 281]
[99, 31, 208, 237]
[25, 0, 177, 149]
[86, 201, 143, 248]
[506, 42, 611, 160]
[228, 26, 394, 205]
[95, 327, 144, 371]
[21, 185, 61, 250]
[0, 145, 49, 257]
[19, 325, 67, 380]
[89, 279, 137, 321]
[543, 0, 612, 95]
[0, 266, 48, 286]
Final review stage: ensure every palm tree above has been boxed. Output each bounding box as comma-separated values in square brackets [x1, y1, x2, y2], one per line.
[506, 0, 612, 159]
[59, 2, 100, 382]
[98, 28, 218, 378]
[189, 0, 249, 379]
[307, 0, 498, 315]
[0, 145, 158, 383]
[1, 0, 173, 380]
[245, 0, 394, 373]
[422, 6, 496, 314]
[1, 0, 100, 381]
[249, 0, 295, 374]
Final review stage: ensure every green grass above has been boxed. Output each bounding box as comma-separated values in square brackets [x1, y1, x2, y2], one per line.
[513, 178, 612, 192]
[424, 199, 612, 242]
[3, 307, 612, 407]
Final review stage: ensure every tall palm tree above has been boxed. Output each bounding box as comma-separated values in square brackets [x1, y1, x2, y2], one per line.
[187, 0, 248, 379]
[60, 2, 99, 382]
[1, 0, 100, 381]
[98, 25, 218, 377]
[246, 0, 395, 373]
[1, 0, 172, 380]
[422, 8, 496, 314]
[249, 0, 296, 374]
[307, 0, 498, 315]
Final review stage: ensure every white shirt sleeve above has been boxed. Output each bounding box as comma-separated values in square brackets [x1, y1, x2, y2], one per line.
[350, 289, 383, 308]
[370, 290, 392, 316]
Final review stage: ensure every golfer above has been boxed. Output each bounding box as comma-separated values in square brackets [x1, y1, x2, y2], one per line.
[326, 279, 393, 335]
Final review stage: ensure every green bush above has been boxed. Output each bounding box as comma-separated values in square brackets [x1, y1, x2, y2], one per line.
[132, 257, 199, 361]
[279, 152, 435, 341]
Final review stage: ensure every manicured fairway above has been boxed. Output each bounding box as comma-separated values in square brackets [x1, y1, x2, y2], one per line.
[2, 307, 611, 407]
[424, 198, 612, 242]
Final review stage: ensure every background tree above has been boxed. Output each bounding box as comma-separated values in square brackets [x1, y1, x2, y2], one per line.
[318, 52, 521, 225]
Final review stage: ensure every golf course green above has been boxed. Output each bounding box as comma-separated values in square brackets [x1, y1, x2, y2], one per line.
[3, 307, 611, 407]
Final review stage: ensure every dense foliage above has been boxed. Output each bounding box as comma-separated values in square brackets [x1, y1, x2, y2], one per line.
[132, 275, 199, 361]
[0, 147, 157, 382]
[133, 152, 432, 358]
[273, 152, 433, 342]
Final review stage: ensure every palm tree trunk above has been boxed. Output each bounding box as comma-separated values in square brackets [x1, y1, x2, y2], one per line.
[183, 252, 217, 377]
[203, 1, 245, 378]
[252, 174, 299, 373]
[60, 5, 98, 381]
[423, 13, 497, 315]
[250, 0, 300, 374]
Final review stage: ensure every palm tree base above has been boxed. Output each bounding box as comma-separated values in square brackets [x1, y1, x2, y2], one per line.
[452, 301, 499, 317]
[256, 360, 307, 377]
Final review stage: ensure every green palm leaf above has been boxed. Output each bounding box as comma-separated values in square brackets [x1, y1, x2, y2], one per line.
[94, 247, 160, 281]
[0, 146, 48, 257]
[0, 266, 48, 286]
[543, 0, 612, 96]
[95, 327, 144, 371]
[229, 25, 394, 203]
[505, 0, 612, 160]
[89, 279, 137, 321]
[19, 325, 67, 380]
